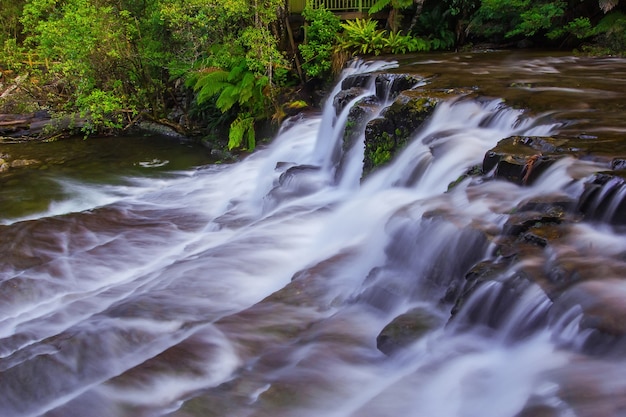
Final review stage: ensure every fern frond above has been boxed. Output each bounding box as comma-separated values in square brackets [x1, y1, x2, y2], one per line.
[193, 69, 228, 92]
[228, 63, 247, 82]
[368, 0, 391, 14]
[216, 85, 239, 112]
[194, 69, 231, 105]
[228, 114, 255, 150]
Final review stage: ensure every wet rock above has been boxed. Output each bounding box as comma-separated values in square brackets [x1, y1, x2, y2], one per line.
[10, 159, 39, 168]
[341, 73, 373, 91]
[503, 197, 574, 237]
[450, 260, 508, 318]
[376, 307, 443, 355]
[374, 73, 423, 100]
[136, 121, 186, 139]
[333, 87, 369, 115]
[342, 95, 380, 151]
[340, 73, 423, 100]
[515, 404, 559, 417]
[552, 279, 626, 356]
[555, 360, 626, 417]
[483, 136, 566, 185]
[578, 173, 626, 225]
[363, 91, 439, 176]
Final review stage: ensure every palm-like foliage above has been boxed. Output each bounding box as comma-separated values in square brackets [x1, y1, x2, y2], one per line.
[190, 61, 269, 150]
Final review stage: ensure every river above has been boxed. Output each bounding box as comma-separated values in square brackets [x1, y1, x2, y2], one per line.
[1, 51, 626, 417]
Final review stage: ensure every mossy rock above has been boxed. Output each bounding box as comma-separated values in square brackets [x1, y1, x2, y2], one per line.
[363, 91, 439, 176]
[342, 95, 380, 152]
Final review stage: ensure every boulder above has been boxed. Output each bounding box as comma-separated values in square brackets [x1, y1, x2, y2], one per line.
[363, 91, 439, 175]
[483, 136, 567, 185]
[376, 307, 443, 355]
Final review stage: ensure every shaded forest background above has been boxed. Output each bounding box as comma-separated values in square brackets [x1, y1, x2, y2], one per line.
[1, 0, 625, 150]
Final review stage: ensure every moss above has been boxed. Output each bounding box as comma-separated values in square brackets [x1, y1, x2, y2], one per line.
[368, 130, 396, 167]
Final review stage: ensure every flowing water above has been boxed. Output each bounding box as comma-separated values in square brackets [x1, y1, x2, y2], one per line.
[2, 51, 626, 417]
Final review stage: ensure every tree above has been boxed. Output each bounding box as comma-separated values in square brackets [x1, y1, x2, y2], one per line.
[0, 0, 26, 46]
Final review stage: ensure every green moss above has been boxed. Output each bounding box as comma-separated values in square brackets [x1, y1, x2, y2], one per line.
[372, 147, 392, 166]
[369, 131, 396, 167]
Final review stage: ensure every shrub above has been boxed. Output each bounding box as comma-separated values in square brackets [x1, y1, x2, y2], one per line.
[299, 4, 341, 79]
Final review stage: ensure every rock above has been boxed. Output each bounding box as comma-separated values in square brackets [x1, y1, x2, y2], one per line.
[333, 87, 370, 115]
[376, 307, 443, 355]
[362, 91, 439, 175]
[578, 173, 626, 225]
[374, 73, 423, 100]
[135, 121, 186, 139]
[342, 95, 380, 151]
[10, 159, 39, 168]
[552, 279, 626, 355]
[483, 136, 566, 185]
[341, 73, 373, 91]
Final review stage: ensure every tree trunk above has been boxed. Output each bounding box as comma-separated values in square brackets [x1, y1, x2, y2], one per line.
[408, 0, 425, 32]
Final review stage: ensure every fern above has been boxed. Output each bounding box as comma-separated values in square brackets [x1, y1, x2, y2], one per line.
[228, 113, 255, 150]
[192, 60, 270, 151]
[193, 69, 230, 106]
[369, 0, 392, 14]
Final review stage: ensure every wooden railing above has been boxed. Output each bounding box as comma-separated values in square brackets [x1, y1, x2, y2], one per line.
[290, 0, 377, 14]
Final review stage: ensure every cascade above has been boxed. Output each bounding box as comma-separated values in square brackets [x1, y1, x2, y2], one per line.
[1, 56, 626, 417]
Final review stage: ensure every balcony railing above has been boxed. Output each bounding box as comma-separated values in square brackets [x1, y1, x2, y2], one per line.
[289, 0, 378, 14]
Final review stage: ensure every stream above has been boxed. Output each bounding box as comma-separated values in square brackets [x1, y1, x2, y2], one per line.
[2, 51, 626, 417]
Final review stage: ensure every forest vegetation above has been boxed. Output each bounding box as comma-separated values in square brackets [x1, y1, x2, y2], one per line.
[1, 0, 625, 150]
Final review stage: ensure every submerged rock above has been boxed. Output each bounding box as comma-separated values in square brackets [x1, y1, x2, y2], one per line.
[578, 173, 626, 225]
[376, 307, 443, 355]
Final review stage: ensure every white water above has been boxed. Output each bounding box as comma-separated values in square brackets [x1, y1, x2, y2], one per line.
[2, 59, 626, 417]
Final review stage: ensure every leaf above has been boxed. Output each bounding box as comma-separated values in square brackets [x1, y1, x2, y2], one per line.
[369, 0, 391, 14]
[193, 69, 230, 105]
[216, 85, 238, 112]
[228, 114, 255, 150]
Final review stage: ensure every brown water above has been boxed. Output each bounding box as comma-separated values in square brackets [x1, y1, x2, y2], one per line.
[1, 52, 626, 417]
[0, 135, 214, 223]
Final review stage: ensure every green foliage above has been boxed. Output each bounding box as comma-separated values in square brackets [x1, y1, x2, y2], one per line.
[470, 0, 567, 39]
[564, 17, 594, 39]
[75, 89, 126, 135]
[191, 59, 270, 150]
[383, 31, 430, 53]
[0, 38, 26, 71]
[229, 113, 255, 150]
[588, 11, 626, 54]
[0, 0, 26, 45]
[368, 0, 413, 14]
[299, 4, 341, 79]
[339, 19, 388, 55]
[339, 18, 432, 55]
[413, 4, 457, 50]
[507, 2, 567, 39]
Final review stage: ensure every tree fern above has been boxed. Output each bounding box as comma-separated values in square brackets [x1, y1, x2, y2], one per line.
[228, 113, 255, 150]
[215, 85, 239, 112]
[192, 69, 230, 106]
[191, 61, 270, 151]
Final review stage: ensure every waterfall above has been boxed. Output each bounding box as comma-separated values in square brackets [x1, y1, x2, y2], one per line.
[2, 58, 626, 417]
